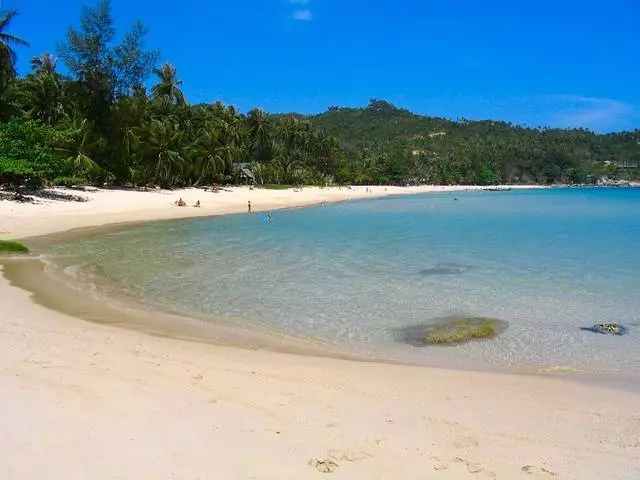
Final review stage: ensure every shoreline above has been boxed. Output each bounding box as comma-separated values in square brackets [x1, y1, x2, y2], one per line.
[3, 184, 540, 241]
[2, 183, 638, 381]
[2, 185, 640, 478]
[2, 183, 566, 377]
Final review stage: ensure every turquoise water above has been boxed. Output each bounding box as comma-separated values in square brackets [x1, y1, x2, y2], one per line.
[49, 188, 640, 372]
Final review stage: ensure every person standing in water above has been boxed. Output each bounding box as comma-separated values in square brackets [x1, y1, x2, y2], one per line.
[248, 200, 252, 213]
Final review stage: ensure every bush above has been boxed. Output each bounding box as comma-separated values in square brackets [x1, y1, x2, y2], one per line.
[53, 176, 89, 187]
[0, 119, 71, 185]
[259, 184, 295, 190]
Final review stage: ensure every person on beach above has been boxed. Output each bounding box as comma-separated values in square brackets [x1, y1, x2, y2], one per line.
[175, 197, 186, 207]
[194, 200, 200, 208]
[248, 200, 252, 213]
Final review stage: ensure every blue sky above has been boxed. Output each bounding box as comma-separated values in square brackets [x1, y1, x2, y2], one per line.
[7, 0, 640, 132]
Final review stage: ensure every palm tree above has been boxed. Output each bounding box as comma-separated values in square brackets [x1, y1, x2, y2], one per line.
[0, 10, 29, 84]
[187, 126, 226, 185]
[138, 118, 185, 187]
[24, 53, 65, 124]
[247, 108, 271, 161]
[31, 52, 57, 76]
[151, 62, 185, 105]
[24, 73, 66, 124]
[56, 118, 102, 175]
[215, 117, 245, 173]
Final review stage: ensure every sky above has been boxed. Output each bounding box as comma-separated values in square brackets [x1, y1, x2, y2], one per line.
[6, 0, 640, 132]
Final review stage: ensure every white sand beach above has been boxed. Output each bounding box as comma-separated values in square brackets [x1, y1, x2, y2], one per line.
[1, 185, 639, 479]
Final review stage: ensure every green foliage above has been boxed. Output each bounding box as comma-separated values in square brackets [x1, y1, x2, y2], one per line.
[0, 240, 29, 255]
[52, 175, 89, 187]
[0, 119, 72, 185]
[1, 4, 638, 191]
[294, 100, 640, 185]
[0, 9, 29, 86]
[259, 184, 296, 190]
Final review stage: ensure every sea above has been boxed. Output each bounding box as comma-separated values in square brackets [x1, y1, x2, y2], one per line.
[46, 188, 640, 373]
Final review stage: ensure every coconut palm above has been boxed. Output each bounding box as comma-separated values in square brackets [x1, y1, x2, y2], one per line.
[247, 108, 271, 161]
[151, 62, 185, 105]
[186, 126, 227, 185]
[215, 117, 245, 173]
[0, 9, 29, 82]
[57, 118, 102, 175]
[24, 53, 65, 124]
[31, 52, 57, 76]
[137, 118, 185, 187]
[24, 73, 66, 124]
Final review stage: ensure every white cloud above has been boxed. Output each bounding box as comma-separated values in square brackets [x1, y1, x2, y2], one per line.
[412, 94, 638, 132]
[546, 95, 635, 131]
[292, 9, 312, 21]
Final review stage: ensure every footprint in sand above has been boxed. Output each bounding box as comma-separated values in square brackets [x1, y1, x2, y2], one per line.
[521, 465, 558, 477]
[453, 435, 480, 449]
[327, 449, 372, 462]
[309, 458, 339, 473]
[454, 457, 496, 478]
[431, 456, 495, 477]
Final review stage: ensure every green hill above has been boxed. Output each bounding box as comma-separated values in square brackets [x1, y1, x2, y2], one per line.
[276, 99, 640, 185]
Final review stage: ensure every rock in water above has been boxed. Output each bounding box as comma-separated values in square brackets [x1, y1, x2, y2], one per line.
[580, 323, 628, 336]
[399, 317, 508, 346]
[418, 262, 478, 276]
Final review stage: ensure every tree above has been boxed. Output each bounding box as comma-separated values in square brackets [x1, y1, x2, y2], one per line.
[113, 21, 159, 96]
[31, 52, 58, 76]
[187, 126, 227, 185]
[57, 0, 157, 130]
[247, 108, 271, 161]
[137, 118, 185, 187]
[23, 53, 66, 124]
[0, 10, 29, 89]
[151, 62, 185, 105]
[0, 119, 70, 185]
[56, 118, 103, 178]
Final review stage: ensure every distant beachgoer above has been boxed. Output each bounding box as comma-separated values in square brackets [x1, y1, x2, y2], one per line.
[175, 197, 186, 207]
[194, 200, 201, 208]
[267, 212, 273, 222]
[248, 200, 252, 213]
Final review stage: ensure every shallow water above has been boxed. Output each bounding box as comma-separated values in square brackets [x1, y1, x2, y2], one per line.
[48, 188, 640, 373]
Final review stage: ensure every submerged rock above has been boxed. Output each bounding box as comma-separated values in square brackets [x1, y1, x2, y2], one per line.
[580, 323, 628, 336]
[399, 317, 508, 346]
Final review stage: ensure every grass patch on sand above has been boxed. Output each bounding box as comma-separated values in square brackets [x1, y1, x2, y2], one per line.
[0, 240, 29, 255]
[400, 317, 508, 346]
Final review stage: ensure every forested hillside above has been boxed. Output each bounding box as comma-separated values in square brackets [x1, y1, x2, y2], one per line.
[286, 100, 640, 185]
[1, 1, 639, 189]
